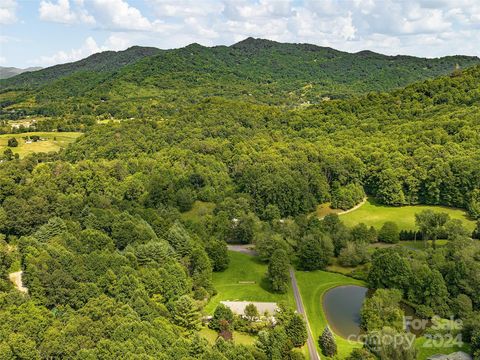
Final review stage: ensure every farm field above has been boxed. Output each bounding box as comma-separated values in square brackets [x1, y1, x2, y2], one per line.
[205, 251, 295, 314]
[339, 198, 475, 231]
[0, 132, 82, 158]
[295, 270, 365, 359]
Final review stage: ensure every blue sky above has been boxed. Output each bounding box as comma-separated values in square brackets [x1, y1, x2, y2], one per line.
[1, 0, 479, 68]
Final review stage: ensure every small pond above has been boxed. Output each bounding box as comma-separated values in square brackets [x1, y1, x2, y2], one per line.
[322, 285, 368, 340]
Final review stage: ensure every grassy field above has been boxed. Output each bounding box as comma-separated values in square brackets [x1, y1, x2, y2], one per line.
[199, 327, 256, 346]
[339, 198, 475, 231]
[181, 200, 216, 223]
[0, 132, 82, 158]
[295, 270, 365, 359]
[415, 337, 471, 360]
[205, 251, 295, 314]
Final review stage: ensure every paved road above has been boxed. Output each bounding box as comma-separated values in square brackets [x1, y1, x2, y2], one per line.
[289, 268, 320, 360]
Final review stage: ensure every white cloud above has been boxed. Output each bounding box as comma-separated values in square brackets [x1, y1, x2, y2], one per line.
[150, 0, 223, 18]
[88, 0, 154, 31]
[0, 0, 17, 24]
[39, 0, 95, 24]
[0, 55, 6, 64]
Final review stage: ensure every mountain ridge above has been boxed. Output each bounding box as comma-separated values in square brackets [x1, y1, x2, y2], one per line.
[1, 38, 479, 118]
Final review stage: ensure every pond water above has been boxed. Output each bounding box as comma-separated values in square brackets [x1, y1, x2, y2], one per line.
[322, 285, 368, 340]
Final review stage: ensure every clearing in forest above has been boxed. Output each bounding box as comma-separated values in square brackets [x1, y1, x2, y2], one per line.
[0, 132, 82, 158]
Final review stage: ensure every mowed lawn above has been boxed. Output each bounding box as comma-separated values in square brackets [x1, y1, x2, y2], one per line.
[295, 270, 365, 359]
[205, 251, 295, 314]
[0, 132, 82, 158]
[340, 198, 475, 231]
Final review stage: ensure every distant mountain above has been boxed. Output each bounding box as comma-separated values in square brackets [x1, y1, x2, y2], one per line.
[1, 38, 479, 117]
[0, 66, 43, 79]
[1, 46, 161, 88]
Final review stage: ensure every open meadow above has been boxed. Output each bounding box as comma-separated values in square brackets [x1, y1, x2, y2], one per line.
[339, 198, 475, 231]
[0, 132, 82, 158]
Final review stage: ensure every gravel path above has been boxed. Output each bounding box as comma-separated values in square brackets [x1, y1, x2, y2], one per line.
[319, 197, 367, 220]
[9, 270, 28, 293]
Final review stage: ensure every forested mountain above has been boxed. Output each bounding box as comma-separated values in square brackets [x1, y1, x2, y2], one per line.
[1, 38, 478, 118]
[1, 46, 160, 88]
[0, 67, 42, 80]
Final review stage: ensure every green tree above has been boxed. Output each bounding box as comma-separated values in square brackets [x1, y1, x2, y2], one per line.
[267, 249, 290, 293]
[173, 295, 201, 332]
[415, 210, 450, 248]
[285, 313, 307, 348]
[366, 327, 416, 360]
[346, 348, 375, 360]
[206, 239, 229, 272]
[244, 303, 259, 322]
[467, 189, 480, 219]
[319, 326, 337, 357]
[210, 304, 234, 331]
[256, 326, 293, 360]
[7, 137, 18, 147]
[297, 233, 333, 271]
[338, 242, 369, 267]
[351, 223, 370, 243]
[361, 289, 404, 331]
[378, 222, 399, 244]
[3, 148, 14, 160]
[368, 248, 411, 291]
[176, 188, 196, 212]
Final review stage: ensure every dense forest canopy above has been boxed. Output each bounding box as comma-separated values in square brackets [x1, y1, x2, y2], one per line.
[0, 40, 480, 360]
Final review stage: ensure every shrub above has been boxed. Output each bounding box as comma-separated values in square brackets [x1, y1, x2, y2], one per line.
[378, 221, 399, 243]
[7, 137, 18, 147]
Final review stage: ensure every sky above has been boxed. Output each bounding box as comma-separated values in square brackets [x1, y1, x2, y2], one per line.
[1, 0, 479, 68]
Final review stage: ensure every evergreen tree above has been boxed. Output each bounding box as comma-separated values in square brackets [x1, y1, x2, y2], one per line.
[244, 303, 259, 322]
[206, 239, 229, 272]
[33, 217, 68, 242]
[173, 295, 201, 332]
[285, 313, 308, 348]
[319, 326, 337, 357]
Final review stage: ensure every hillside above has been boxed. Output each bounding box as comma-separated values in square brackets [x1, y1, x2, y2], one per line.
[1, 38, 478, 118]
[0, 66, 43, 79]
[1, 46, 160, 88]
[61, 65, 480, 216]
